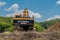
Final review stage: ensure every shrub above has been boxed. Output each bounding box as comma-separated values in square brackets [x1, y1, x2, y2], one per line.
[34, 22, 45, 32]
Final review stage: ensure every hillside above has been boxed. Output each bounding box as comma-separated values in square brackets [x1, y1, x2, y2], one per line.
[45, 22, 60, 32]
[0, 17, 60, 40]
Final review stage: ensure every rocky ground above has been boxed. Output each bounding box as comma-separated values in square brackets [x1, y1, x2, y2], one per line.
[0, 31, 60, 40]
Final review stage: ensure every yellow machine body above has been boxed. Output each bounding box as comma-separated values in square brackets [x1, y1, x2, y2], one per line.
[13, 8, 34, 31]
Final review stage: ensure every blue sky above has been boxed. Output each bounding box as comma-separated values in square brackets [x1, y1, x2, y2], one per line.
[0, 0, 60, 22]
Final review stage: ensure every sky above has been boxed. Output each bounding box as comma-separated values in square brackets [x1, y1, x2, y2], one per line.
[0, 0, 60, 22]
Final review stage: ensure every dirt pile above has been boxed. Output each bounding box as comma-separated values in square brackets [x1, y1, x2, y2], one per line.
[0, 31, 60, 40]
[45, 22, 60, 32]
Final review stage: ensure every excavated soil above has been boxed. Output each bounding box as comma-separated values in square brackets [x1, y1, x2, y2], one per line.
[45, 22, 60, 32]
[0, 22, 60, 40]
[0, 31, 60, 40]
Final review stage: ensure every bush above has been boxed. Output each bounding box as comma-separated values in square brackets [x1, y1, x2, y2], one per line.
[0, 17, 14, 32]
[34, 22, 45, 32]
[8, 25, 14, 32]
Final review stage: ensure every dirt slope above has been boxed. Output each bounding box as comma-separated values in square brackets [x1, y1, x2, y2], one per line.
[45, 22, 60, 32]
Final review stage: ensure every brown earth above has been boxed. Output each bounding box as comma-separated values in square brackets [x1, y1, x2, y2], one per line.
[45, 22, 60, 32]
[0, 22, 60, 40]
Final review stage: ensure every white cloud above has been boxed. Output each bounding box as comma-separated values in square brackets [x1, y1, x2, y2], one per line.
[46, 15, 60, 21]
[0, 1, 6, 6]
[5, 3, 19, 11]
[5, 3, 41, 18]
[56, 0, 60, 5]
[6, 9, 41, 18]
[6, 10, 23, 17]
[28, 10, 41, 18]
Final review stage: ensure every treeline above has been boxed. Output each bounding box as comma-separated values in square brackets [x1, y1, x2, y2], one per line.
[40, 19, 60, 29]
[0, 16, 60, 32]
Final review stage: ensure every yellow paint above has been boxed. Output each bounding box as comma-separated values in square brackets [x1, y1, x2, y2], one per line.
[14, 18, 34, 20]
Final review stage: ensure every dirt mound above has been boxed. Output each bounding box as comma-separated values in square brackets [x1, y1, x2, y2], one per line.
[0, 31, 60, 40]
[45, 22, 60, 32]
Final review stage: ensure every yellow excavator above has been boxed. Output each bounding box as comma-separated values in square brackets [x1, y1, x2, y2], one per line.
[13, 8, 34, 31]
